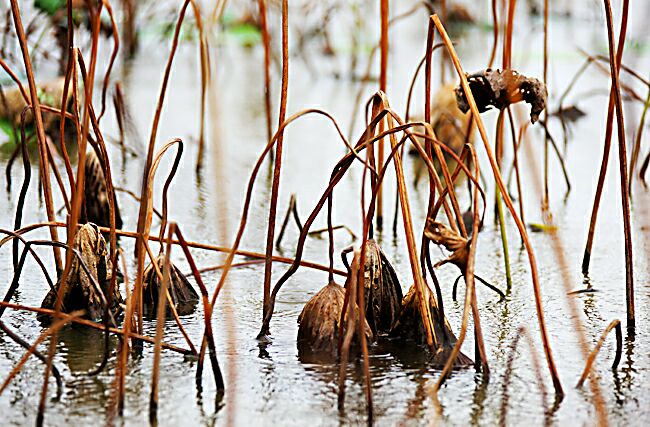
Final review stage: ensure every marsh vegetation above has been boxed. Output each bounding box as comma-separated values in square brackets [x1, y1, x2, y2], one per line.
[0, 0, 649, 425]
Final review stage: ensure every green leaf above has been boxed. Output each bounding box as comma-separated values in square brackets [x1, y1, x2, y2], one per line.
[528, 222, 558, 233]
[0, 117, 35, 149]
[34, 0, 66, 16]
[0, 118, 14, 137]
[227, 23, 261, 47]
[37, 87, 55, 107]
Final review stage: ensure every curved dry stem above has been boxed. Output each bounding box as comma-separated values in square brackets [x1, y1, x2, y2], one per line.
[488, 0, 499, 68]
[153, 140, 183, 247]
[629, 86, 650, 192]
[0, 230, 55, 302]
[641, 150, 650, 186]
[97, 0, 119, 122]
[149, 225, 174, 424]
[602, 0, 634, 329]
[9, 0, 62, 272]
[432, 14, 563, 397]
[4, 221, 346, 277]
[576, 319, 622, 388]
[432, 144, 482, 392]
[173, 226, 224, 401]
[581, 0, 630, 278]
[262, 0, 290, 329]
[258, 0, 272, 144]
[0, 302, 192, 355]
[0, 310, 83, 397]
[538, 120, 572, 193]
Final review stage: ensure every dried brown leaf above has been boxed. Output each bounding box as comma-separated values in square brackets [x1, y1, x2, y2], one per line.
[455, 68, 547, 123]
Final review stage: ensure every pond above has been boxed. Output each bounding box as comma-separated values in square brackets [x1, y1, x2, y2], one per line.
[0, 0, 649, 425]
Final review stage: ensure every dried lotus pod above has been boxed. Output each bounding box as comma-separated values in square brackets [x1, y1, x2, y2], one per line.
[297, 281, 373, 362]
[142, 255, 199, 316]
[431, 83, 473, 156]
[390, 284, 472, 368]
[454, 68, 547, 123]
[426, 1, 474, 26]
[40, 223, 122, 322]
[363, 239, 403, 335]
[447, 4, 475, 25]
[409, 84, 473, 185]
[84, 149, 123, 230]
[0, 77, 73, 131]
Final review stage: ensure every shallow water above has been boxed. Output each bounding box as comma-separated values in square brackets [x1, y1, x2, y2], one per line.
[1, 0, 649, 425]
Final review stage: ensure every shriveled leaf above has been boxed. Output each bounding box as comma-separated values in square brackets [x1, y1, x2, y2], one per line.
[424, 219, 469, 270]
[84, 149, 123, 229]
[455, 68, 547, 123]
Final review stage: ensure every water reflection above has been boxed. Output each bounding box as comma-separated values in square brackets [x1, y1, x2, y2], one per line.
[469, 373, 488, 425]
[612, 332, 636, 409]
[57, 326, 117, 373]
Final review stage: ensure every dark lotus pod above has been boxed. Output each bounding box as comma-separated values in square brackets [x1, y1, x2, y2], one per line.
[447, 4, 475, 25]
[426, 2, 474, 26]
[454, 68, 547, 124]
[390, 284, 473, 368]
[40, 223, 123, 322]
[84, 149, 123, 230]
[297, 282, 373, 362]
[142, 255, 199, 316]
[363, 239, 403, 335]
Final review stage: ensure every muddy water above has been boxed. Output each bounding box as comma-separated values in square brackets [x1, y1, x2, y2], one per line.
[1, 1, 649, 425]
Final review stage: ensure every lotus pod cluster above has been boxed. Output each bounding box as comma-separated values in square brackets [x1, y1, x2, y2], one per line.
[297, 239, 472, 368]
[142, 255, 199, 316]
[40, 223, 122, 322]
